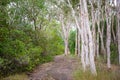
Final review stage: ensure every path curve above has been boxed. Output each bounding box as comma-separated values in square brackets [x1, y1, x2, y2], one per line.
[28, 55, 79, 80]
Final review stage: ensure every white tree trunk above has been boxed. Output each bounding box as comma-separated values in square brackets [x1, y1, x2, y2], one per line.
[106, 19, 111, 69]
[75, 29, 78, 55]
[111, 16, 116, 43]
[67, 0, 86, 71]
[96, 32, 100, 58]
[96, 0, 106, 56]
[101, 10, 106, 56]
[75, 29, 80, 56]
[98, 22, 106, 56]
[106, 7, 112, 68]
[83, 21, 89, 66]
[118, 18, 120, 64]
[60, 14, 70, 55]
[117, 0, 120, 65]
[96, 23, 100, 58]
[68, 0, 97, 75]
[81, 29, 86, 71]
[83, 0, 97, 75]
[64, 38, 69, 55]
[90, 1, 96, 58]
[78, 30, 81, 56]
[79, 0, 87, 71]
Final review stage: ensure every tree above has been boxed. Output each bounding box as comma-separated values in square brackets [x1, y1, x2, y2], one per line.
[67, 0, 97, 75]
[60, 14, 70, 55]
[105, 0, 113, 69]
[116, 0, 120, 64]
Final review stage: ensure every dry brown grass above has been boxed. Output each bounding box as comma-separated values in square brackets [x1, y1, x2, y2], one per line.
[1, 73, 28, 80]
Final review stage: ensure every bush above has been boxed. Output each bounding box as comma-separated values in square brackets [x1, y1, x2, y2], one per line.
[0, 39, 28, 75]
[0, 26, 64, 76]
[110, 43, 118, 64]
[26, 46, 42, 71]
[69, 30, 76, 54]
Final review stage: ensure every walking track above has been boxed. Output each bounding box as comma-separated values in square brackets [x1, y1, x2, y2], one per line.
[29, 55, 80, 80]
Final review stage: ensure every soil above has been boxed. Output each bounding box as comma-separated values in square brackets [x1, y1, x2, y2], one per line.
[28, 55, 80, 80]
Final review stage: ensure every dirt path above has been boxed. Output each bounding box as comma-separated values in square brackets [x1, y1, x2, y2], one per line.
[28, 55, 80, 80]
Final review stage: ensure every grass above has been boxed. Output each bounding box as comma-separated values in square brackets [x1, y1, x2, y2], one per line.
[1, 55, 120, 80]
[73, 64, 120, 80]
[1, 73, 28, 80]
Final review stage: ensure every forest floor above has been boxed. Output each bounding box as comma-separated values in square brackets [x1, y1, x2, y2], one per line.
[2, 55, 120, 80]
[28, 55, 80, 80]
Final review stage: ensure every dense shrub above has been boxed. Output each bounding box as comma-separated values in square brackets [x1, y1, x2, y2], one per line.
[110, 43, 118, 64]
[0, 0, 64, 77]
[0, 26, 64, 76]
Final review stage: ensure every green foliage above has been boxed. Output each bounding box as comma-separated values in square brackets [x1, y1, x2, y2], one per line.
[2, 40, 27, 57]
[70, 0, 80, 8]
[0, 15, 63, 78]
[110, 43, 118, 64]
[0, 30, 28, 75]
[0, 0, 64, 77]
[69, 30, 76, 54]
[0, 27, 9, 41]
[0, 27, 63, 76]
[25, 47, 42, 71]
[47, 32, 64, 55]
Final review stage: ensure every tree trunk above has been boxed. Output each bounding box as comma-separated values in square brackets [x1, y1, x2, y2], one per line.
[98, 21, 106, 56]
[64, 38, 69, 55]
[78, 31, 81, 57]
[106, 20, 111, 69]
[76, 29, 81, 56]
[117, 0, 120, 65]
[106, 8, 112, 69]
[117, 18, 120, 64]
[75, 28, 78, 55]
[80, 5, 86, 71]
[83, 0, 97, 75]
[90, 1, 96, 58]
[60, 14, 70, 55]
[111, 16, 116, 43]
[96, 32, 100, 58]
[68, 0, 97, 75]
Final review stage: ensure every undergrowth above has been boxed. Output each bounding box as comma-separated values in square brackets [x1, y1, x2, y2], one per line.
[73, 64, 120, 80]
